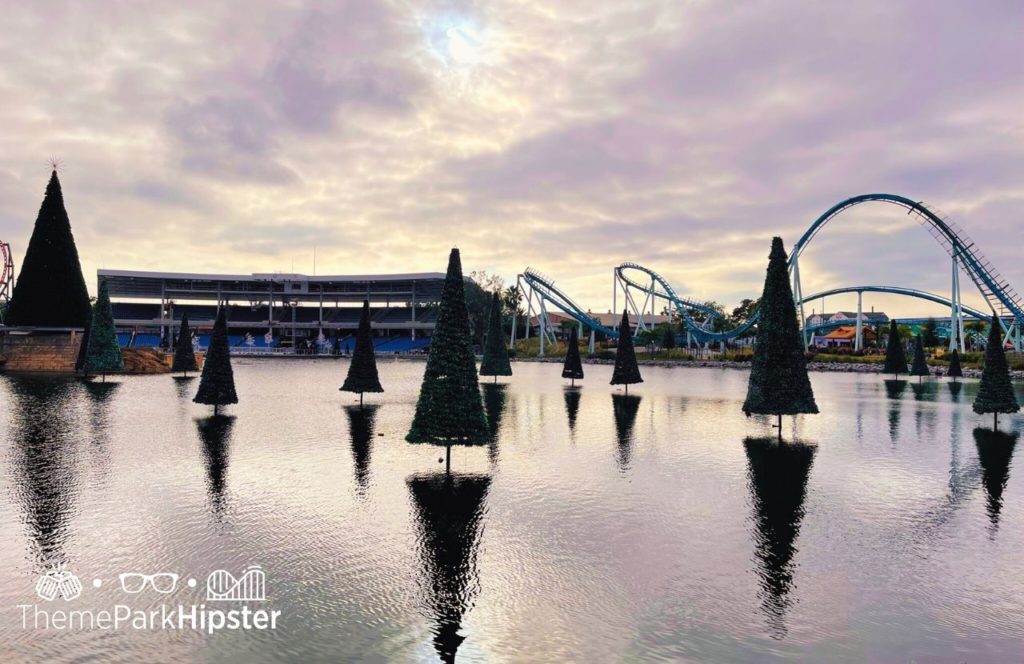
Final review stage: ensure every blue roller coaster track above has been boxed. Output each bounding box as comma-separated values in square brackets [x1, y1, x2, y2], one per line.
[519, 193, 1023, 345]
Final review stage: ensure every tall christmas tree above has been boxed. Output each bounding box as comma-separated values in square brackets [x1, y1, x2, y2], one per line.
[479, 291, 512, 382]
[883, 320, 908, 378]
[407, 249, 489, 466]
[193, 307, 238, 415]
[742, 237, 818, 437]
[561, 326, 584, 385]
[7, 170, 91, 327]
[340, 300, 383, 405]
[909, 334, 930, 383]
[609, 310, 642, 393]
[947, 348, 963, 381]
[973, 314, 1019, 429]
[83, 280, 123, 381]
[172, 313, 198, 376]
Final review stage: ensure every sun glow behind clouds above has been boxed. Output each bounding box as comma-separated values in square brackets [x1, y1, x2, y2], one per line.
[422, 13, 486, 69]
[446, 25, 482, 65]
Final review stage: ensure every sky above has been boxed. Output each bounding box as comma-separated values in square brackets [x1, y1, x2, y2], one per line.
[1, 0, 1023, 318]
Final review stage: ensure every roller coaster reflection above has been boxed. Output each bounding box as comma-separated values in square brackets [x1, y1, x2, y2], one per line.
[515, 194, 1023, 355]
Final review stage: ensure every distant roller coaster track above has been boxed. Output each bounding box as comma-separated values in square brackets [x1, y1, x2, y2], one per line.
[519, 194, 1023, 344]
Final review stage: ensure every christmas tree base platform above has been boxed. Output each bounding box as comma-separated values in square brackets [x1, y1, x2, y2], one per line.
[0, 327, 84, 372]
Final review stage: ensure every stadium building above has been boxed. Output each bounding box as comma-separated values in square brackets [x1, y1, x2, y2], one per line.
[99, 269, 444, 354]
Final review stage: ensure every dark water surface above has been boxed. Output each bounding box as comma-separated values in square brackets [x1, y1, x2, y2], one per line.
[1, 360, 1022, 662]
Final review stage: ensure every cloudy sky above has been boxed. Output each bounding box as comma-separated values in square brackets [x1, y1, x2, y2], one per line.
[1, 1, 1022, 317]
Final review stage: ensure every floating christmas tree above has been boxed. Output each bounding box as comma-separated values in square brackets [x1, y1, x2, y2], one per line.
[973, 314, 1019, 429]
[609, 310, 642, 393]
[561, 326, 584, 385]
[909, 334, 930, 383]
[172, 313, 198, 377]
[193, 307, 238, 415]
[7, 170, 91, 327]
[742, 237, 817, 438]
[407, 249, 489, 469]
[883, 320, 908, 379]
[83, 280, 123, 381]
[479, 291, 512, 382]
[340, 300, 383, 405]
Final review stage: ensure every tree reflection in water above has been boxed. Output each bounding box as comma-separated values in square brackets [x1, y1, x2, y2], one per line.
[7, 376, 83, 568]
[345, 405, 378, 496]
[972, 427, 1018, 532]
[612, 394, 641, 471]
[481, 384, 507, 466]
[563, 386, 581, 435]
[196, 415, 235, 517]
[884, 380, 907, 443]
[408, 472, 491, 664]
[744, 437, 816, 639]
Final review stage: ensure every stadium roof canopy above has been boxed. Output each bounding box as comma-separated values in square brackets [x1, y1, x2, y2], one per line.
[97, 269, 446, 304]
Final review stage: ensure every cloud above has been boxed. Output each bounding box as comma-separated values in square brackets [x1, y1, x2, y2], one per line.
[0, 0, 1021, 317]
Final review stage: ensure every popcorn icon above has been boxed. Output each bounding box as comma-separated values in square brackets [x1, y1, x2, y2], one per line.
[35, 564, 82, 601]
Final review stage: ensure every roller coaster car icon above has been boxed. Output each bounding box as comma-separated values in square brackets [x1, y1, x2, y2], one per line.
[35, 564, 82, 601]
[206, 565, 266, 602]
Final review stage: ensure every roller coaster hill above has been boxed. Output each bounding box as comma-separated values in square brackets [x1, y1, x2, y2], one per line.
[514, 194, 1024, 356]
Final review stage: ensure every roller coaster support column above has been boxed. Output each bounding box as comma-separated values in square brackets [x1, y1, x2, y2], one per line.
[524, 277, 532, 343]
[855, 291, 863, 352]
[791, 254, 809, 349]
[949, 254, 966, 353]
[538, 295, 546, 357]
[650, 276, 656, 329]
[612, 268, 617, 318]
[589, 330, 595, 354]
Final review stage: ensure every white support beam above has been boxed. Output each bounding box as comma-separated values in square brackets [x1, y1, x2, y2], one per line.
[855, 290, 863, 351]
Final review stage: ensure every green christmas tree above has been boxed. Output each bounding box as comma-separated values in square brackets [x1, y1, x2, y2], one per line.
[661, 325, 676, 350]
[610, 310, 642, 393]
[84, 280, 123, 381]
[561, 326, 584, 385]
[973, 315, 1019, 429]
[947, 348, 963, 381]
[7, 170, 92, 327]
[909, 334, 930, 382]
[742, 237, 818, 437]
[172, 313, 198, 376]
[340, 300, 383, 404]
[193, 307, 238, 415]
[407, 249, 489, 466]
[883, 320, 908, 378]
[479, 291, 512, 382]
[74, 307, 92, 374]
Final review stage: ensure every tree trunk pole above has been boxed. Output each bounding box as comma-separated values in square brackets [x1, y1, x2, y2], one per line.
[215, 404, 220, 416]
[445, 444, 451, 475]
[778, 413, 783, 441]
[360, 392, 364, 407]
[995, 412, 998, 431]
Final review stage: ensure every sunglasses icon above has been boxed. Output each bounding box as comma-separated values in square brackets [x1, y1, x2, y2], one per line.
[118, 573, 179, 594]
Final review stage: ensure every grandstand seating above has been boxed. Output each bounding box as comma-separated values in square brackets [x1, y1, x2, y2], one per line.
[133, 333, 162, 348]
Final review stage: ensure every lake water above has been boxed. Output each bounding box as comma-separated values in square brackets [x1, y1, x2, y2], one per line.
[1, 360, 1022, 662]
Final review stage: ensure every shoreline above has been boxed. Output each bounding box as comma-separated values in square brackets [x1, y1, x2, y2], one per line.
[231, 352, 1021, 380]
